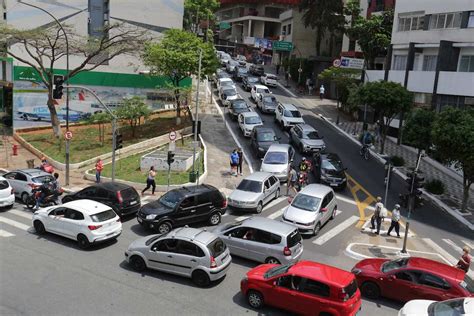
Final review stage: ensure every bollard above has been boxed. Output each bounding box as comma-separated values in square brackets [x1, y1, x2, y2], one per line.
[12, 144, 18, 156]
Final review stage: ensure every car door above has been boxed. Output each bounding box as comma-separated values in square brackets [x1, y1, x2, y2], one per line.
[268, 275, 304, 313]
[148, 238, 179, 274]
[195, 193, 214, 222]
[172, 240, 204, 277]
[324, 191, 336, 223]
[294, 127, 303, 147]
[76, 187, 97, 201]
[222, 227, 250, 258]
[382, 270, 421, 302]
[318, 195, 330, 224]
[174, 196, 197, 225]
[61, 208, 84, 239]
[46, 207, 67, 235]
[246, 229, 275, 262]
[3, 172, 20, 197]
[417, 272, 454, 301]
[296, 277, 333, 315]
[269, 176, 279, 198]
[250, 130, 257, 151]
[263, 179, 273, 204]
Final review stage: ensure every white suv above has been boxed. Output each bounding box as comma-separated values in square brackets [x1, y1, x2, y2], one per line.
[125, 227, 232, 287]
[250, 84, 271, 102]
[260, 73, 277, 87]
[0, 176, 15, 209]
[275, 103, 305, 130]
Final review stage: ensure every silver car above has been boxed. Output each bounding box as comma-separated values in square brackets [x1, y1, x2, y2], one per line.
[214, 217, 303, 264]
[3, 169, 56, 203]
[227, 172, 281, 213]
[257, 94, 278, 113]
[125, 227, 232, 287]
[260, 144, 295, 182]
[289, 124, 326, 153]
[282, 184, 338, 236]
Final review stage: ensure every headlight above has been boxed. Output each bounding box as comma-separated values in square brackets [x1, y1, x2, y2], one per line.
[146, 214, 157, 220]
[306, 220, 316, 226]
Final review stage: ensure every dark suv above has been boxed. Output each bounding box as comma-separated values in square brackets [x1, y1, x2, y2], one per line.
[62, 182, 141, 216]
[137, 185, 227, 234]
[249, 64, 264, 76]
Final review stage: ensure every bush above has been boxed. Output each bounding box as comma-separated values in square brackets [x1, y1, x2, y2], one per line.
[390, 155, 405, 167]
[425, 179, 445, 195]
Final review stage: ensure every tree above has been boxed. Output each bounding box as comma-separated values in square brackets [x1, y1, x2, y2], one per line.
[403, 108, 436, 156]
[343, 0, 362, 52]
[432, 107, 474, 212]
[346, 10, 393, 69]
[299, 0, 345, 57]
[183, 0, 219, 35]
[115, 96, 151, 138]
[318, 66, 361, 113]
[1, 23, 148, 137]
[142, 29, 219, 118]
[351, 81, 412, 153]
[87, 111, 113, 146]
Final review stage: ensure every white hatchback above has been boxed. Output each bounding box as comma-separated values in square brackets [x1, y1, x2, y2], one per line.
[260, 73, 278, 87]
[251, 84, 271, 102]
[32, 199, 122, 249]
[238, 111, 264, 137]
[0, 176, 15, 209]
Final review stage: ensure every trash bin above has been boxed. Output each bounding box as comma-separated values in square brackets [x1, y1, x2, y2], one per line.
[27, 159, 35, 168]
[189, 171, 199, 183]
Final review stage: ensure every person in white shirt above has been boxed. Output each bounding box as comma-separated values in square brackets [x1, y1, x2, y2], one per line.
[319, 85, 325, 100]
[370, 196, 384, 235]
[387, 204, 401, 237]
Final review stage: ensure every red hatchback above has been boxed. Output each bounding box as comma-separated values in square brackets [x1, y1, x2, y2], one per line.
[241, 260, 362, 316]
[352, 257, 474, 302]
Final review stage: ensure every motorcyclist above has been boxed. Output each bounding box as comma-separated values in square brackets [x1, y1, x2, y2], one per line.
[299, 157, 310, 173]
[34, 179, 55, 210]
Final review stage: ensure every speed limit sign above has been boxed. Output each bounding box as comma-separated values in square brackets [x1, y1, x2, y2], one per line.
[333, 59, 341, 67]
[169, 130, 177, 141]
[64, 131, 73, 140]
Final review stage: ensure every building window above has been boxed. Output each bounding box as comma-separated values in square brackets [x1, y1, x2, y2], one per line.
[393, 55, 407, 70]
[459, 55, 474, 72]
[468, 12, 474, 28]
[398, 14, 424, 31]
[422, 55, 437, 71]
[287, 24, 292, 35]
[282, 25, 287, 35]
[429, 12, 462, 29]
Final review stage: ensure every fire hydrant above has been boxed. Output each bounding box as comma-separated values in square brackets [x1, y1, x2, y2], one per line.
[12, 144, 18, 156]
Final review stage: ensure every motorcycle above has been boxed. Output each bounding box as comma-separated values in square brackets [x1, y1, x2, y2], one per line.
[26, 187, 63, 210]
[296, 172, 309, 192]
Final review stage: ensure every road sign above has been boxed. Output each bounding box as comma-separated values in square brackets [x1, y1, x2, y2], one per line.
[64, 131, 73, 140]
[273, 41, 293, 52]
[333, 59, 341, 67]
[219, 22, 231, 30]
[169, 130, 177, 141]
[340, 57, 364, 69]
[298, 68, 303, 73]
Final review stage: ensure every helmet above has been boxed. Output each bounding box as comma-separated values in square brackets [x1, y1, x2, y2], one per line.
[395, 204, 400, 209]
[302, 157, 306, 161]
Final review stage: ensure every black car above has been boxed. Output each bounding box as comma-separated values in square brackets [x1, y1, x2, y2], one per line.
[137, 185, 226, 234]
[312, 153, 347, 190]
[228, 99, 251, 120]
[213, 70, 230, 86]
[233, 66, 248, 81]
[242, 76, 260, 91]
[250, 127, 280, 158]
[62, 182, 141, 216]
[249, 64, 264, 76]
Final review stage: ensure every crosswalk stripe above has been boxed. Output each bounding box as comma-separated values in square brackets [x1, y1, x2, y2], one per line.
[313, 216, 359, 245]
[461, 240, 474, 249]
[263, 197, 287, 211]
[0, 229, 15, 237]
[0, 217, 30, 231]
[235, 216, 250, 222]
[443, 239, 463, 254]
[267, 209, 285, 220]
[8, 209, 33, 220]
[335, 194, 375, 211]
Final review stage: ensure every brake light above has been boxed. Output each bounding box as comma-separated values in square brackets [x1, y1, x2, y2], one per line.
[222, 199, 227, 208]
[117, 191, 123, 204]
[210, 256, 217, 268]
[88, 225, 102, 230]
[283, 246, 291, 256]
[338, 289, 350, 302]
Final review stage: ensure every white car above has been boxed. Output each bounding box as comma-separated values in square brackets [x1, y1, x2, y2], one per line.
[0, 176, 15, 209]
[398, 297, 474, 316]
[238, 111, 264, 137]
[260, 144, 295, 182]
[220, 88, 240, 106]
[32, 199, 122, 249]
[220, 53, 231, 66]
[275, 102, 305, 129]
[217, 78, 236, 94]
[251, 84, 271, 102]
[260, 73, 278, 87]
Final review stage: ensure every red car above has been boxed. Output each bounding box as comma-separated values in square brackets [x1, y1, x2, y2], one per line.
[240, 261, 362, 316]
[352, 257, 474, 302]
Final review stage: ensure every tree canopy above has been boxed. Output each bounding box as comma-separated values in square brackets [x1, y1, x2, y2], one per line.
[403, 108, 436, 155]
[318, 66, 361, 111]
[183, 0, 219, 34]
[115, 96, 151, 138]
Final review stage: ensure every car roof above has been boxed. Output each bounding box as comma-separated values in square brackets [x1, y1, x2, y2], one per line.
[219, 78, 233, 82]
[290, 261, 354, 287]
[93, 182, 133, 191]
[176, 184, 219, 197]
[279, 103, 298, 110]
[170, 227, 217, 246]
[297, 124, 316, 132]
[267, 144, 291, 152]
[242, 217, 295, 236]
[244, 172, 273, 182]
[254, 84, 268, 89]
[241, 111, 259, 117]
[63, 199, 114, 215]
[407, 257, 465, 281]
[299, 184, 333, 197]
[14, 169, 50, 176]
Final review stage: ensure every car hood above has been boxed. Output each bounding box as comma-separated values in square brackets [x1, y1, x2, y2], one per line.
[399, 300, 434, 316]
[140, 202, 173, 216]
[127, 235, 150, 251]
[322, 168, 345, 178]
[243, 122, 263, 129]
[285, 117, 305, 124]
[247, 264, 276, 280]
[284, 205, 317, 224]
[229, 190, 260, 202]
[261, 163, 287, 174]
[301, 138, 325, 148]
[353, 258, 388, 273]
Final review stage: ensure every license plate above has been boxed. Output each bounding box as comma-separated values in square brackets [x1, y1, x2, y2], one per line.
[137, 217, 142, 223]
[330, 183, 338, 187]
[130, 200, 137, 205]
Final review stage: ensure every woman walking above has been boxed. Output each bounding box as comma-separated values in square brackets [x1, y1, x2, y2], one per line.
[230, 149, 239, 176]
[95, 158, 104, 183]
[142, 166, 156, 196]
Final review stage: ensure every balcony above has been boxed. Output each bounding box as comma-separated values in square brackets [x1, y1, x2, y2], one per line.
[366, 70, 384, 82]
[407, 71, 436, 94]
[437, 72, 474, 97]
[387, 71, 405, 85]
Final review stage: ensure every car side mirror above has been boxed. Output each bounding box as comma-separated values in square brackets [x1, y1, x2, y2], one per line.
[290, 159, 294, 163]
[277, 137, 282, 140]
[320, 208, 328, 212]
[261, 158, 264, 161]
[262, 120, 265, 123]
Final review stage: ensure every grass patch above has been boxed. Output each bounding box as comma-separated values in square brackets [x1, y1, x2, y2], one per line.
[101, 138, 204, 185]
[20, 113, 191, 164]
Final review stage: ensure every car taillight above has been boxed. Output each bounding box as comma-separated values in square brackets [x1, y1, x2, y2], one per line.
[210, 256, 217, 268]
[338, 289, 350, 302]
[222, 199, 227, 208]
[117, 191, 123, 204]
[88, 225, 102, 230]
[283, 246, 291, 256]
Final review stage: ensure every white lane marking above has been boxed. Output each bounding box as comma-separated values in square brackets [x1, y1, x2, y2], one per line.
[360, 218, 415, 237]
[263, 197, 287, 211]
[0, 217, 30, 231]
[462, 240, 474, 249]
[235, 216, 250, 222]
[8, 209, 33, 220]
[423, 238, 474, 278]
[313, 215, 359, 245]
[443, 239, 463, 254]
[335, 194, 375, 211]
[0, 229, 15, 237]
[267, 208, 285, 220]
[277, 82, 297, 98]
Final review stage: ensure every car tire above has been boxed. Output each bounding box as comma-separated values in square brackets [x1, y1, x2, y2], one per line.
[130, 255, 147, 272]
[61, 196, 73, 204]
[330, 207, 337, 220]
[274, 188, 280, 199]
[21, 192, 29, 204]
[361, 281, 381, 299]
[33, 220, 46, 235]
[247, 290, 264, 309]
[157, 222, 172, 235]
[192, 270, 210, 287]
[208, 212, 221, 226]
[77, 234, 90, 249]
[256, 202, 263, 214]
[313, 223, 321, 236]
[265, 257, 280, 264]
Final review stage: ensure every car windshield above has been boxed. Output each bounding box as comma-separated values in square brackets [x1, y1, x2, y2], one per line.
[257, 88, 269, 94]
[321, 158, 343, 171]
[257, 132, 276, 142]
[145, 234, 167, 246]
[224, 89, 237, 96]
[233, 101, 247, 109]
[460, 276, 474, 293]
[245, 116, 262, 124]
[303, 131, 320, 139]
[238, 68, 248, 74]
[236, 179, 262, 193]
[248, 77, 259, 83]
[428, 298, 466, 316]
[90, 209, 116, 222]
[159, 190, 183, 209]
[263, 152, 287, 164]
[284, 110, 302, 118]
[263, 96, 276, 104]
[291, 194, 321, 212]
[381, 258, 409, 273]
[221, 81, 233, 87]
[264, 264, 294, 279]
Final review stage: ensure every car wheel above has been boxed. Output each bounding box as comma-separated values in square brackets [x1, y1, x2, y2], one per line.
[192, 270, 210, 287]
[313, 223, 321, 236]
[62, 196, 73, 204]
[130, 255, 147, 272]
[157, 222, 172, 235]
[265, 257, 280, 264]
[274, 188, 280, 199]
[256, 202, 263, 214]
[208, 212, 221, 226]
[77, 234, 90, 249]
[330, 207, 337, 220]
[21, 192, 29, 204]
[247, 290, 264, 309]
[33, 220, 46, 235]
[361, 281, 381, 299]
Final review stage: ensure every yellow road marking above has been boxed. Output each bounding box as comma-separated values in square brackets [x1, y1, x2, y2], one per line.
[345, 173, 377, 227]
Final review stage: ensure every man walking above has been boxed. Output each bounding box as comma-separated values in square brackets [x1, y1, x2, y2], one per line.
[387, 204, 401, 237]
[287, 165, 298, 196]
[230, 149, 239, 177]
[370, 197, 384, 235]
[319, 84, 325, 100]
[95, 158, 104, 183]
[237, 148, 244, 176]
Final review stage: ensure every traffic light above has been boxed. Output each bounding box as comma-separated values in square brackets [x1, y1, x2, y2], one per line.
[115, 132, 123, 150]
[406, 172, 424, 192]
[52, 75, 64, 99]
[167, 151, 175, 165]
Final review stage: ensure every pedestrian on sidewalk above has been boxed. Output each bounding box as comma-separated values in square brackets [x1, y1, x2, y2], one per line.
[319, 84, 325, 100]
[237, 148, 244, 176]
[276, 64, 280, 75]
[370, 196, 384, 235]
[287, 165, 298, 196]
[387, 204, 401, 237]
[95, 158, 104, 183]
[306, 78, 311, 95]
[230, 149, 239, 176]
[455, 246, 471, 273]
[142, 166, 156, 196]
[308, 80, 314, 96]
[285, 71, 290, 87]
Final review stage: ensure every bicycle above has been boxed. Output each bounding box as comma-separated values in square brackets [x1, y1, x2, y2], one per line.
[359, 144, 371, 160]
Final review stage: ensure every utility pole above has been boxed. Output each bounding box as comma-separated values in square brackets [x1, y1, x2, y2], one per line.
[384, 158, 392, 207]
[192, 49, 202, 184]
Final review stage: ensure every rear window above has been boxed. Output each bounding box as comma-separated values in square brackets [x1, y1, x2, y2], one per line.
[344, 279, 358, 299]
[120, 187, 138, 200]
[90, 209, 117, 222]
[207, 238, 227, 257]
[0, 180, 9, 190]
[32, 175, 54, 183]
[286, 229, 302, 248]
